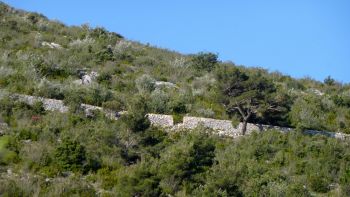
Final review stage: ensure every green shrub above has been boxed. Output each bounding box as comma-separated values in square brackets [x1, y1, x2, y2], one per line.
[135, 74, 156, 93]
[32, 101, 45, 115]
[97, 72, 112, 85]
[54, 138, 87, 172]
[191, 52, 218, 72]
[122, 97, 150, 132]
[149, 90, 170, 114]
[102, 100, 124, 111]
[95, 47, 114, 63]
[0, 136, 17, 165]
[308, 174, 330, 193]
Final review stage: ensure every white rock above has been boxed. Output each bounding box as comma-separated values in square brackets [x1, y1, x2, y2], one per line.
[41, 41, 62, 49]
[155, 81, 176, 88]
[82, 75, 92, 84]
[80, 71, 99, 85]
[50, 42, 62, 49]
[147, 113, 174, 127]
[309, 88, 324, 96]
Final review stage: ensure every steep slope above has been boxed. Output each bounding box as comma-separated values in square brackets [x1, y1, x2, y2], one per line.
[1, 2, 350, 196]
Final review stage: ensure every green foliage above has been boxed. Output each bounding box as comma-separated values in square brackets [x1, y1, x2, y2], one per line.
[0, 136, 17, 164]
[96, 71, 112, 85]
[102, 100, 124, 111]
[122, 96, 151, 132]
[54, 138, 87, 172]
[324, 75, 336, 86]
[33, 59, 69, 79]
[112, 162, 161, 196]
[195, 131, 350, 196]
[1, 2, 350, 196]
[135, 74, 156, 93]
[149, 89, 171, 114]
[95, 47, 114, 63]
[157, 131, 216, 194]
[32, 101, 45, 115]
[216, 65, 288, 133]
[191, 52, 218, 72]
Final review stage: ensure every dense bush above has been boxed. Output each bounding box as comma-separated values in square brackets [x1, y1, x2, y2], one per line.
[54, 138, 87, 172]
[191, 52, 218, 72]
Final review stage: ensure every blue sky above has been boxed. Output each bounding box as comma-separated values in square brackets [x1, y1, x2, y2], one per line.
[3, 0, 350, 83]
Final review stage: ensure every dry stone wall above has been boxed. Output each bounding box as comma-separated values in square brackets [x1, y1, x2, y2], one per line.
[1, 91, 349, 140]
[14, 94, 68, 113]
[180, 116, 240, 137]
[178, 116, 293, 137]
[147, 114, 174, 127]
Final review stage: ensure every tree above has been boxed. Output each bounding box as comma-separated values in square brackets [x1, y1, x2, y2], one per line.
[122, 96, 151, 132]
[191, 52, 218, 72]
[216, 66, 281, 135]
[324, 75, 335, 86]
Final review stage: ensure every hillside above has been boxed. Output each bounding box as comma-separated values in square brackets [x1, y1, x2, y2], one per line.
[1, 2, 350, 196]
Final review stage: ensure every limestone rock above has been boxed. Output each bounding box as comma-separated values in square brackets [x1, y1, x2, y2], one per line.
[75, 71, 99, 85]
[155, 81, 176, 89]
[147, 113, 174, 127]
[41, 41, 62, 49]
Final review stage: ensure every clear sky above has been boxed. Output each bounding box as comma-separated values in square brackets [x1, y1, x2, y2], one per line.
[3, 0, 350, 83]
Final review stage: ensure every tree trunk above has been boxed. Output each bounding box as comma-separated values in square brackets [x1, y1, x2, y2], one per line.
[242, 119, 248, 135]
[233, 104, 252, 135]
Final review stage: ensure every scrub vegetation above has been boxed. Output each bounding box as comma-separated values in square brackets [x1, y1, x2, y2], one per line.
[1, 2, 350, 196]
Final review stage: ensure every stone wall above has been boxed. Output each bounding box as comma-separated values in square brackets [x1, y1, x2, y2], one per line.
[1, 91, 349, 140]
[147, 113, 174, 127]
[14, 94, 69, 113]
[177, 116, 292, 137]
[304, 130, 350, 140]
[180, 116, 240, 137]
